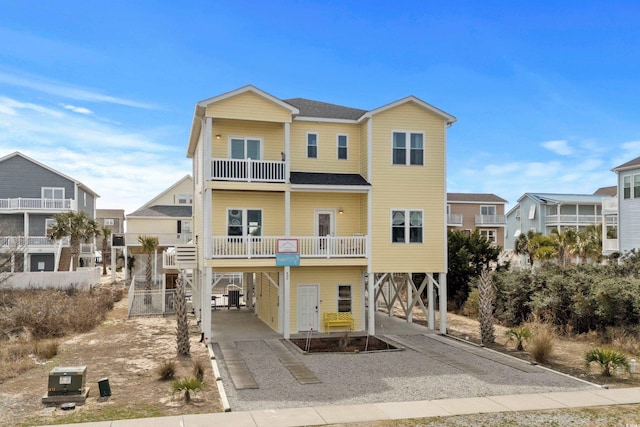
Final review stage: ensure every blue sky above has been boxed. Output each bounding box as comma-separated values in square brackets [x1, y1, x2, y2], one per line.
[1, 1, 639, 214]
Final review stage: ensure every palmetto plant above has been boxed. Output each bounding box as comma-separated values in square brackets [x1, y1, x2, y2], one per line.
[171, 377, 203, 404]
[505, 325, 533, 351]
[585, 347, 630, 377]
[48, 211, 100, 271]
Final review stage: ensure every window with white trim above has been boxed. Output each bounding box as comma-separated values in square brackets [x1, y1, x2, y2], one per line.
[479, 229, 497, 244]
[628, 174, 640, 199]
[45, 218, 56, 233]
[337, 134, 348, 160]
[392, 132, 424, 165]
[307, 133, 318, 158]
[337, 284, 352, 313]
[480, 205, 496, 216]
[528, 205, 536, 219]
[42, 187, 64, 199]
[227, 209, 262, 237]
[391, 210, 423, 243]
[104, 219, 115, 226]
[230, 137, 261, 160]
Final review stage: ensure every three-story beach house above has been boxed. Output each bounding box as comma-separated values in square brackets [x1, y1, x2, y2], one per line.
[183, 85, 455, 341]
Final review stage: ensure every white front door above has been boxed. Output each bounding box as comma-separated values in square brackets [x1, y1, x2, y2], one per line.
[297, 284, 319, 332]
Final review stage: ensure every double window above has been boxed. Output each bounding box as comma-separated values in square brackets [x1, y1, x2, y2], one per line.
[307, 133, 318, 158]
[391, 210, 423, 243]
[231, 137, 261, 160]
[392, 132, 424, 165]
[42, 187, 64, 200]
[623, 174, 640, 199]
[337, 134, 348, 160]
[479, 229, 497, 244]
[227, 209, 262, 237]
[177, 194, 192, 204]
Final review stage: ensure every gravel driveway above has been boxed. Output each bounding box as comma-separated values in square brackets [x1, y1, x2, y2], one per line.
[213, 333, 596, 412]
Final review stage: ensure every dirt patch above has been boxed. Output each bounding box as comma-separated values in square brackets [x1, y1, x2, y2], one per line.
[0, 285, 222, 427]
[289, 336, 400, 353]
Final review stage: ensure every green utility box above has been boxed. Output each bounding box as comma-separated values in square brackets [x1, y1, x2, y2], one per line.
[47, 366, 87, 396]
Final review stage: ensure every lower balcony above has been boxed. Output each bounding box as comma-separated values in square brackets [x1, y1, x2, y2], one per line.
[210, 235, 368, 259]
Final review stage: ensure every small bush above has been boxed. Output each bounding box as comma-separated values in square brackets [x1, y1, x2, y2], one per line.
[157, 359, 177, 381]
[32, 339, 59, 359]
[505, 325, 533, 351]
[585, 347, 630, 377]
[192, 358, 206, 382]
[171, 377, 203, 403]
[529, 326, 555, 364]
[462, 288, 479, 318]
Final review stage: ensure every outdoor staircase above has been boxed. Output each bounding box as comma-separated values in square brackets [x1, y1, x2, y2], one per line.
[57, 247, 72, 271]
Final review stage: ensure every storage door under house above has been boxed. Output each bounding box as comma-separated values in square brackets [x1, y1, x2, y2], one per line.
[297, 284, 319, 332]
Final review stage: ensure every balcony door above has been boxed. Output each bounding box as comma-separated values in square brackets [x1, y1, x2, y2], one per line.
[230, 138, 261, 160]
[315, 209, 335, 251]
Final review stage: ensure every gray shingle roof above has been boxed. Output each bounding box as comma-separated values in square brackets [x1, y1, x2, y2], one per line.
[284, 98, 367, 120]
[613, 156, 640, 171]
[447, 193, 507, 203]
[593, 186, 617, 197]
[128, 205, 192, 218]
[290, 172, 370, 186]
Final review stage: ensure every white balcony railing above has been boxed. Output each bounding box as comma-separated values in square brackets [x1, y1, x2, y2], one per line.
[0, 198, 76, 211]
[602, 239, 618, 252]
[163, 245, 197, 269]
[447, 214, 463, 226]
[602, 198, 618, 212]
[125, 232, 193, 247]
[545, 215, 602, 225]
[475, 214, 506, 225]
[210, 158, 286, 183]
[210, 235, 367, 259]
[0, 236, 70, 249]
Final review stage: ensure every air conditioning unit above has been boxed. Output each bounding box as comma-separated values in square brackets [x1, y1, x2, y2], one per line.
[47, 366, 86, 396]
[112, 234, 125, 246]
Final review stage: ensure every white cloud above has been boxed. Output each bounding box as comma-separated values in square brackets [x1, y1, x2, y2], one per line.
[61, 104, 93, 115]
[541, 140, 573, 156]
[0, 72, 157, 109]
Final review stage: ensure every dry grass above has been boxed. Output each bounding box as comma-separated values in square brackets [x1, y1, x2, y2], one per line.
[0, 286, 123, 382]
[527, 323, 556, 364]
[156, 359, 178, 381]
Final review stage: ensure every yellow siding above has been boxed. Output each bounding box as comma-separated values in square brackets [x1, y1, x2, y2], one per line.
[147, 177, 193, 206]
[210, 119, 285, 162]
[255, 272, 279, 330]
[290, 121, 361, 173]
[127, 218, 178, 235]
[289, 266, 364, 333]
[369, 102, 447, 272]
[211, 191, 285, 236]
[290, 193, 365, 236]
[206, 91, 292, 123]
[359, 120, 369, 180]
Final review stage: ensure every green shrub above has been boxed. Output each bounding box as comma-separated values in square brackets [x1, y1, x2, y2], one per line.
[585, 347, 630, 377]
[172, 377, 203, 403]
[505, 325, 532, 351]
[462, 288, 479, 318]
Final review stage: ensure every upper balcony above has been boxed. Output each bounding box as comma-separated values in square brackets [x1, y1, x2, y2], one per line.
[0, 198, 76, 212]
[475, 214, 506, 226]
[447, 214, 463, 226]
[0, 236, 70, 251]
[545, 215, 602, 226]
[210, 158, 286, 183]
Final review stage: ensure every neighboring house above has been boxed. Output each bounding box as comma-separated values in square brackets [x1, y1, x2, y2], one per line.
[182, 84, 455, 341]
[0, 152, 99, 273]
[96, 208, 125, 267]
[446, 193, 507, 247]
[504, 192, 612, 254]
[125, 175, 193, 288]
[605, 156, 640, 255]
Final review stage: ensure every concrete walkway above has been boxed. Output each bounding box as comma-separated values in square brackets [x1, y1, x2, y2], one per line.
[38, 387, 640, 427]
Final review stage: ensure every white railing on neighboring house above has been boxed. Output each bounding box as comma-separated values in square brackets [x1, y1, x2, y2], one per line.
[125, 232, 193, 247]
[210, 235, 367, 259]
[210, 158, 286, 183]
[163, 245, 197, 269]
[0, 236, 70, 249]
[0, 198, 76, 211]
[447, 214, 463, 226]
[475, 214, 506, 225]
[545, 215, 602, 225]
[602, 197, 618, 212]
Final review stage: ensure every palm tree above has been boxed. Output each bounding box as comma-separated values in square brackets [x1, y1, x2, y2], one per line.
[514, 230, 536, 267]
[571, 226, 601, 264]
[551, 228, 576, 267]
[99, 226, 112, 275]
[138, 235, 159, 304]
[175, 273, 190, 356]
[48, 211, 100, 271]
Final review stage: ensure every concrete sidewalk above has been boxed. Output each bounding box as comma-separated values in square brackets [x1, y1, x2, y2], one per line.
[38, 387, 640, 427]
